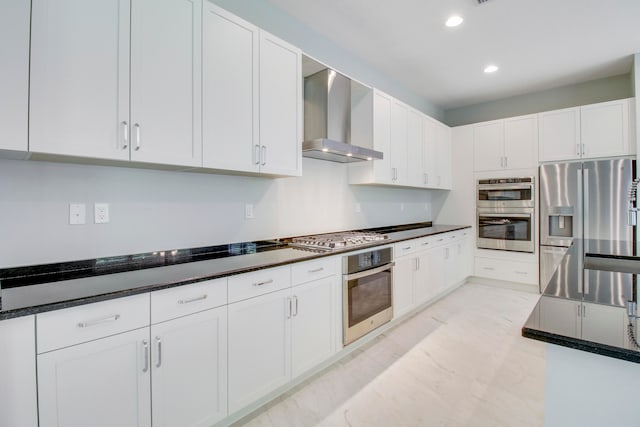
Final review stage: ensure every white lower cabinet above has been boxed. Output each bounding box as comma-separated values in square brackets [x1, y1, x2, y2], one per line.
[580, 302, 627, 348]
[227, 261, 339, 414]
[393, 231, 471, 319]
[475, 256, 538, 285]
[38, 327, 152, 427]
[151, 306, 228, 427]
[0, 316, 38, 427]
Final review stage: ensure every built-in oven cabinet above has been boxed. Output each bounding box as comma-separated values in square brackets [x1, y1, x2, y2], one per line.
[473, 115, 538, 172]
[227, 258, 340, 414]
[538, 98, 634, 162]
[0, 315, 38, 427]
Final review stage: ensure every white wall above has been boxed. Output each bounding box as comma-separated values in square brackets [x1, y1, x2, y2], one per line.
[444, 73, 632, 127]
[0, 158, 432, 268]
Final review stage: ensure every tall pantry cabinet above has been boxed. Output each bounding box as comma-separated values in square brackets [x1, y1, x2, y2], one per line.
[29, 0, 202, 167]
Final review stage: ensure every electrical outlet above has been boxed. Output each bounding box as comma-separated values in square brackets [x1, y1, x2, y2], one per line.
[94, 203, 109, 224]
[69, 203, 86, 225]
[245, 204, 254, 219]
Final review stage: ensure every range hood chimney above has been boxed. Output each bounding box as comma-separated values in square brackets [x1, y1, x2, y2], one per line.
[302, 69, 383, 163]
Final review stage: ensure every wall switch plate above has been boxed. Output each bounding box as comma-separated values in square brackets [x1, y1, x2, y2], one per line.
[94, 203, 109, 224]
[69, 203, 86, 225]
[245, 204, 254, 219]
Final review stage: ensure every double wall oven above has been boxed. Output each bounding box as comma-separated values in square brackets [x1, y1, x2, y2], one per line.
[477, 177, 535, 253]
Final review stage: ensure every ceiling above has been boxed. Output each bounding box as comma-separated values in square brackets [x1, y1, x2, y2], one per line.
[266, 0, 640, 110]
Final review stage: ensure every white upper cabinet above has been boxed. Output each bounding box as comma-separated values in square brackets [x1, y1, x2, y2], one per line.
[203, 4, 301, 176]
[29, 0, 131, 161]
[580, 99, 632, 159]
[0, 0, 30, 153]
[538, 107, 581, 162]
[473, 114, 537, 171]
[130, 0, 202, 167]
[350, 89, 451, 189]
[539, 98, 634, 162]
[30, 0, 201, 167]
[203, 5, 259, 173]
[258, 32, 302, 176]
[390, 100, 409, 185]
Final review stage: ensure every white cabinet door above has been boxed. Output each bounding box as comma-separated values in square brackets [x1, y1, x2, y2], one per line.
[436, 123, 453, 189]
[539, 297, 581, 338]
[504, 115, 538, 169]
[0, 0, 30, 152]
[424, 245, 448, 297]
[390, 100, 408, 185]
[291, 276, 336, 378]
[407, 109, 425, 187]
[581, 303, 626, 348]
[538, 107, 581, 162]
[0, 316, 37, 427]
[30, 0, 130, 160]
[580, 99, 631, 159]
[413, 251, 434, 306]
[372, 91, 393, 184]
[202, 4, 259, 173]
[151, 306, 227, 427]
[422, 118, 438, 188]
[130, 0, 202, 167]
[227, 288, 291, 413]
[258, 32, 301, 176]
[393, 256, 415, 319]
[38, 327, 151, 427]
[473, 121, 503, 172]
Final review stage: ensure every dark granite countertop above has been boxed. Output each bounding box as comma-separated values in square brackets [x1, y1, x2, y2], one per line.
[522, 239, 640, 363]
[0, 222, 470, 320]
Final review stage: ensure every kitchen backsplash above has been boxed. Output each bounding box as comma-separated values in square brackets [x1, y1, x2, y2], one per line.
[0, 158, 433, 268]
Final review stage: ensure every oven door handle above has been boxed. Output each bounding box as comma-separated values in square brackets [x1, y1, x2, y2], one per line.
[345, 262, 395, 281]
[478, 213, 532, 219]
[477, 184, 532, 191]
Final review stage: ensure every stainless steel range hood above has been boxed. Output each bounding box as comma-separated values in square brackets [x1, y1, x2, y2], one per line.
[303, 69, 383, 163]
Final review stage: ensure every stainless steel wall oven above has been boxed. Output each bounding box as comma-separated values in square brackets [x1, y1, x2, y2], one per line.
[343, 247, 394, 345]
[476, 177, 535, 253]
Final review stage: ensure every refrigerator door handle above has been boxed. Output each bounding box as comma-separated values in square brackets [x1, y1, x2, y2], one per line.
[583, 168, 589, 240]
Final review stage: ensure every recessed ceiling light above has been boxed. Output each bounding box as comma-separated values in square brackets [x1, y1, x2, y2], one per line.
[484, 65, 499, 73]
[445, 15, 464, 27]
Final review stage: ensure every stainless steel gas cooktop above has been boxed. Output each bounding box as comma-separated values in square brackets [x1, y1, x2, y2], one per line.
[290, 231, 387, 251]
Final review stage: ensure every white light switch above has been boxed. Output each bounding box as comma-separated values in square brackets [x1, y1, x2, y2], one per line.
[94, 203, 109, 224]
[69, 203, 86, 225]
[245, 204, 254, 219]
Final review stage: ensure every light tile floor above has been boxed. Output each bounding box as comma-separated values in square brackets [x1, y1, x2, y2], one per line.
[234, 283, 545, 427]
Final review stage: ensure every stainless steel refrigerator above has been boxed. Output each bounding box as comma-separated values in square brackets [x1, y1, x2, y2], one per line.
[539, 158, 635, 305]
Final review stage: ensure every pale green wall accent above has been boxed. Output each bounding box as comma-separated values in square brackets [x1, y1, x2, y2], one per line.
[208, 0, 444, 121]
[444, 74, 633, 127]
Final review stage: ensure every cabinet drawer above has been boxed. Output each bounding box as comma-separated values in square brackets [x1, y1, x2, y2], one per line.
[291, 257, 337, 286]
[394, 240, 420, 257]
[151, 278, 227, 324]
[37, 293, 150, 353]
[228, 266, 291, 303]
[475, 257, 537, 284]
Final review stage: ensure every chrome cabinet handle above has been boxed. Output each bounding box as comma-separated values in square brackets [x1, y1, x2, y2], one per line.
[308, 267, 324, 273]
[254, 144, 260, 165]
[142, 340, 149, 373]
[346, 262, 395, 281]
[261, 145, 267, 166]
[253, 279, 274, 287]
[581, 144, 586, 156]
[483, 266, 494, 271]
[178, 294, 208, 304]
[504, 156, 508, 168]
[287, 297, 292, 319]
[423, 173, 427, 184]
[576, 144, 580, 156]
[155, 337, 162, 368]
[500, 157, 504, 168]
[421, 242, 430, 246]
[134, 123, 141, 151]
[414, 257, 419, 271]
[292, 295, 298, 317]
[121, 121, 129, 150]
[77, 314, 120, 328]
[403, 246, 411, 250]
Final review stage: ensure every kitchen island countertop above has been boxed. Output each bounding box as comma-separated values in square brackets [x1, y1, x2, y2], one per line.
[0, 222, 470, 320]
